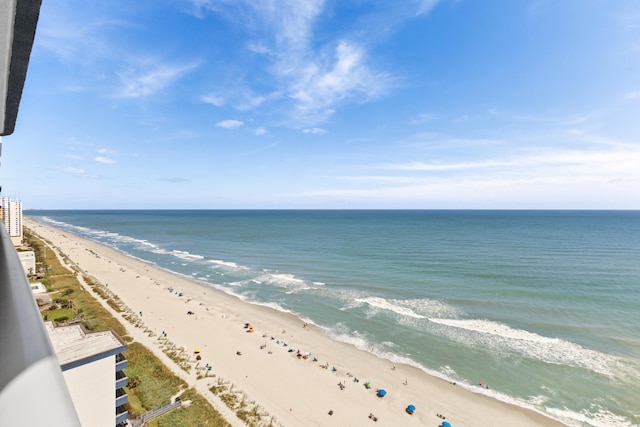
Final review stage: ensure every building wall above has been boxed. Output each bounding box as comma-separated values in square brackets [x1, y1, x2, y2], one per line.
[17, 250, 35, 275]
[62, 355, 116, 427]
[1, 198, 22, 244]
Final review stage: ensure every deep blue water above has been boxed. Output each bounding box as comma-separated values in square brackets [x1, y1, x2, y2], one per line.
[27, 210, 640, 426]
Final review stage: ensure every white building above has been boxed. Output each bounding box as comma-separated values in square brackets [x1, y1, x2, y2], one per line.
[1, 197, 23, 245]
[45, 322, 129, 427]
[17, 249, 35, 276]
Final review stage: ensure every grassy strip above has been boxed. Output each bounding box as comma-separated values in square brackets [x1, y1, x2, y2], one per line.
[124, 342, 187, 412]
[44, 308, 74, 322]
[150, 388, 231, 427]
[25, 230, 129, 338]
[23, 228, 228, 424]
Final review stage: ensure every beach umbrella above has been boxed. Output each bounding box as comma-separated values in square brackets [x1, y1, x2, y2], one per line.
[376, 389, 387, 397]
[406, 404, 416, 413]
[441, 421, 451, 427]
[194, 348, 201, 353]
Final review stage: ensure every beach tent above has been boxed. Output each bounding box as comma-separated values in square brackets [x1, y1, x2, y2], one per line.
[406, 404, 415, 414]
[441, 421, 452, 427]
[376, 389, 387, 397]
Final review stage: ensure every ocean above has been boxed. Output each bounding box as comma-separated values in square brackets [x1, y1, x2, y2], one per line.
[26, 210, 640, 426]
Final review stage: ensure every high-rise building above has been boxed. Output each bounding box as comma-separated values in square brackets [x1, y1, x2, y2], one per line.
[45, 322, 129, 427]
[1, 197, 23, 245]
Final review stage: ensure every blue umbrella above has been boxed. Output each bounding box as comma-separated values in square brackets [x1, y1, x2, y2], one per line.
[442, 421, 452, 427]
[376, 389, 387, 397]
[406, 404, 416, 414]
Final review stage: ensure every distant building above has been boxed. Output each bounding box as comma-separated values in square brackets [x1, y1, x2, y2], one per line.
[17, 249, 35, 275]
[30, 281, 51, 306]
[45, 322, 129, 427]
[1, 197, 23, 245]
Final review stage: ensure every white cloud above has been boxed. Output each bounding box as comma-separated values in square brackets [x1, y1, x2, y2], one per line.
[415, 0, 441, 16]
[65, 154, 84, 160]
[236, 93, 267, 111]
[37, 4, 121, 62]
[157, 177, 190, 183]
[254, 127, 267, 135]
[381, 147, 640, 178]
[116, 62, 198, 98]
[216, 119, 244, 129]
[383, 160, 514, 171]
[98, 148, 118, 156]
[188, 1, 392, 125]
[64, 167, 85, 174]
[295, 173, 640, 209]
[302, 127, 326, 134]
[409, 113, 436, 125]
[207, 85, 277, 113]
[287, 41, 391, 123]
[293, 140, 640, 208]
[202, 94, 225, 106]
[94, 156, 116, 164]
[625, 90, 640, 99]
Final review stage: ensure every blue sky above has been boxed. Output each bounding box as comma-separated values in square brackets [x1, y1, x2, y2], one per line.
[3, 0, 640, 209]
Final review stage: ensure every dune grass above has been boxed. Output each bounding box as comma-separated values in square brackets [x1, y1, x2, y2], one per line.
[150, 388, 231, 427]
[23, 227, 228, 424]
[124, 342, 187, 413]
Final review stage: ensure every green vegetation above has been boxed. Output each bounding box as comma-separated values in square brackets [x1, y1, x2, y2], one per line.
[24, 229, 126, 336]
[23, 228, 228, 425]
[151, 388, 231, 427]
[45, 308, 74, 322]
[124, 342, 187, 412]
[88, 279, 124, 313]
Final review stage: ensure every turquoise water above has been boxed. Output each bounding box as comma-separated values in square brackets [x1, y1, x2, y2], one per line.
[28, 210, 640, 426]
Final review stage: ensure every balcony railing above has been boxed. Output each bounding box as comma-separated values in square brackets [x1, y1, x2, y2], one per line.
[115, 405, 129, 426]
[115, 353, 128, 371]
[115, 369, 128, 389]
[0, 226, 81, 425]
[115, 387, 128, 407]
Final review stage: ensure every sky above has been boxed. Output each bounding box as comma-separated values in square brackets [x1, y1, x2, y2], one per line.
[2, 0, 640, 209]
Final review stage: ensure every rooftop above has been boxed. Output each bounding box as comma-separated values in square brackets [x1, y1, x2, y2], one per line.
[45, 321, 126, 369]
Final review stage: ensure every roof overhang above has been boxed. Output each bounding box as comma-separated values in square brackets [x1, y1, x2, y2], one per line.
[1, 0, 42, 136]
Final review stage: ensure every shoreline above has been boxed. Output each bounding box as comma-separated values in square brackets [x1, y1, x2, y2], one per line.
[27, 217, 567, 427]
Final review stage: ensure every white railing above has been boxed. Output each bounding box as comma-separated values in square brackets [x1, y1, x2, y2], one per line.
[0, 226, 81, 426]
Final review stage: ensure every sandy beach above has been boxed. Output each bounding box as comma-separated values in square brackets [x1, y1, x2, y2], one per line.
[27, 217, 566, 427]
